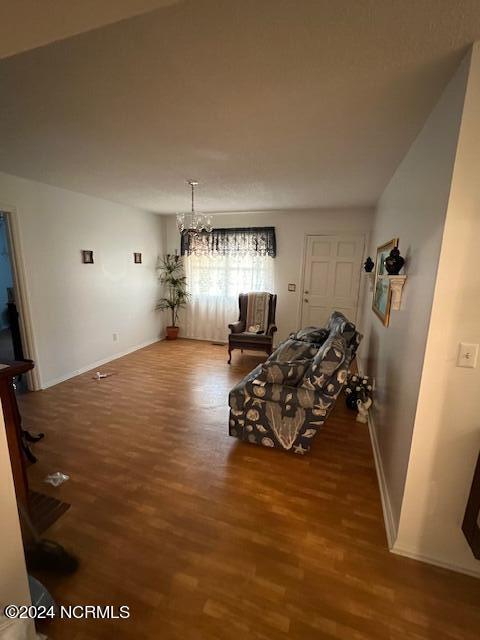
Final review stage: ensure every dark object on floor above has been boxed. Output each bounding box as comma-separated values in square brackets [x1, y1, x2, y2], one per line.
[25, 539, 79, 575]
[20, 502, 78, 575]
[462, 451, 480, 559]
[228, 292, 277, 363]
[385, 247, 405, 274]
[364, 256, 375, 272]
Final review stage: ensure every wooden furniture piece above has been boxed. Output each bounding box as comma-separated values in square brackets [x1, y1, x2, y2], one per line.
[0, 360, 35, 508]
[228, 293, 277, 364]
[1, 359, 69, 535]
[463, 451, 480, 559]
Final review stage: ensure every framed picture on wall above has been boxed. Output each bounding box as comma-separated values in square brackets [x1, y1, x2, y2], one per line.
[372, 238, 398, 326]
[81, 250, 94, 264]
[134, 252, 142, 264]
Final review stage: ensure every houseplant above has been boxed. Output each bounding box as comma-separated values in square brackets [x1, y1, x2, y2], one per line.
[156, 254, 189, 340]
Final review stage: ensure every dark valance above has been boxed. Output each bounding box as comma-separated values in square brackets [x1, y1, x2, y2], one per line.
[180, 227, 277, 257]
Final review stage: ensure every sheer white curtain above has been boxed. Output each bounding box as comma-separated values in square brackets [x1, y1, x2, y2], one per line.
[184, 254, 275, 342]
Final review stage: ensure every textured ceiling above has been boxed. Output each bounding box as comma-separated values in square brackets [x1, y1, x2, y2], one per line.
[0, 0, 480, 213]
[0, 0, 179, 59]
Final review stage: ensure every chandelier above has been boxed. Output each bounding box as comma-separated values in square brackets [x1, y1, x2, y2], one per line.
[176, 180, 213, 236]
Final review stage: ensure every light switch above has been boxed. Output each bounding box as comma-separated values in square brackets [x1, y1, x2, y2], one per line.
[457, 343, 479, 368]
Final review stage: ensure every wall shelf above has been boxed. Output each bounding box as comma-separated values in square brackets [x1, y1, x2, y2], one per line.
[388, 275, 407, 310]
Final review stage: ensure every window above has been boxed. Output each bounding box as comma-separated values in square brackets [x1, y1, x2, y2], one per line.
[181, 227, 276, 342]
[186, 253, 274, 298]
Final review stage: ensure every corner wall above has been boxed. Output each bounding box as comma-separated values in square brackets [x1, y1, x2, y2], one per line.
[0, 172, 165, 388]
[395, 43, 480, 576]
[358, 55, 469, 535]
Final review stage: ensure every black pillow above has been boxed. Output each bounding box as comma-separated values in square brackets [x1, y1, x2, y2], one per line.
[292, 327, 329, 345]
[269, 339, 318, 363]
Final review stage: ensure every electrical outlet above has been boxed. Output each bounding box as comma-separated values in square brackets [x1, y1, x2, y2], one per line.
[113, 332, 119, 343]
[457, 342, 478, 368]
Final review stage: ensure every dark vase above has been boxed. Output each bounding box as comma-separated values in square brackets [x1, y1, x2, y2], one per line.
[385, 247, 404, 275]
[364, 256, 374, 273]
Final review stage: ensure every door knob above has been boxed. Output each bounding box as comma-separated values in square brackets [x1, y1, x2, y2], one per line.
[304, 298, 309, 303]
[304, 290, 309, 294]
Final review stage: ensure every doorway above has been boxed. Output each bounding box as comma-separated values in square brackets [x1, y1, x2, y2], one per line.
[300, 234, 365, 326]
[0, 209, 38, 391]
[0, 212, 22, 362]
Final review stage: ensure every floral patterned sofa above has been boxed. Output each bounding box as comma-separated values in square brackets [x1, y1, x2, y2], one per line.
[228, 311, 361, 455]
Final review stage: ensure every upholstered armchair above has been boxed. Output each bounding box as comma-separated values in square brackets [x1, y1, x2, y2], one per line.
[228, 293, 277, 363]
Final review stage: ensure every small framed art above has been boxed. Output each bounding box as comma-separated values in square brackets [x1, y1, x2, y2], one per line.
[82, 250, 94, 264]
[134, 252, 142, 264]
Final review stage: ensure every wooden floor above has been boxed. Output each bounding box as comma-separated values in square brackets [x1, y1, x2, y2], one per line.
[20, 339, 480, 640]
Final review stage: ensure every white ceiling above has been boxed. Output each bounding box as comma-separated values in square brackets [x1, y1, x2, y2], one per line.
[0, 0, 178, 59]
[0, 0, 480, 213]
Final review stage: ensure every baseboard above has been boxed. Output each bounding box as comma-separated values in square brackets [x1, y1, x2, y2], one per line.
[357, 359, 480, 577]
[367, 411, 397, 548]
[177, 335, 225, 343]
[41, 338, 161, 389]
[356, 356, 397, 549]
[391, 545, 480, 579]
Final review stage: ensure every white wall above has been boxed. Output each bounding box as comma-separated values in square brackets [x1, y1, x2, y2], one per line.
[358, 55, 469, 537]
[0, 171, 166, 388]
[395, 44, 480, 576]
[165, 208, 373, 342]
[0, 407, 30, 607]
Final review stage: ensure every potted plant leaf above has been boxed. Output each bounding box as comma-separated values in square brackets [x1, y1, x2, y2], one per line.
[156, 254, 189, 340]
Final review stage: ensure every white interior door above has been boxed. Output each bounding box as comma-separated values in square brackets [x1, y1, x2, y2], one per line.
[301, 234, 364, 327]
